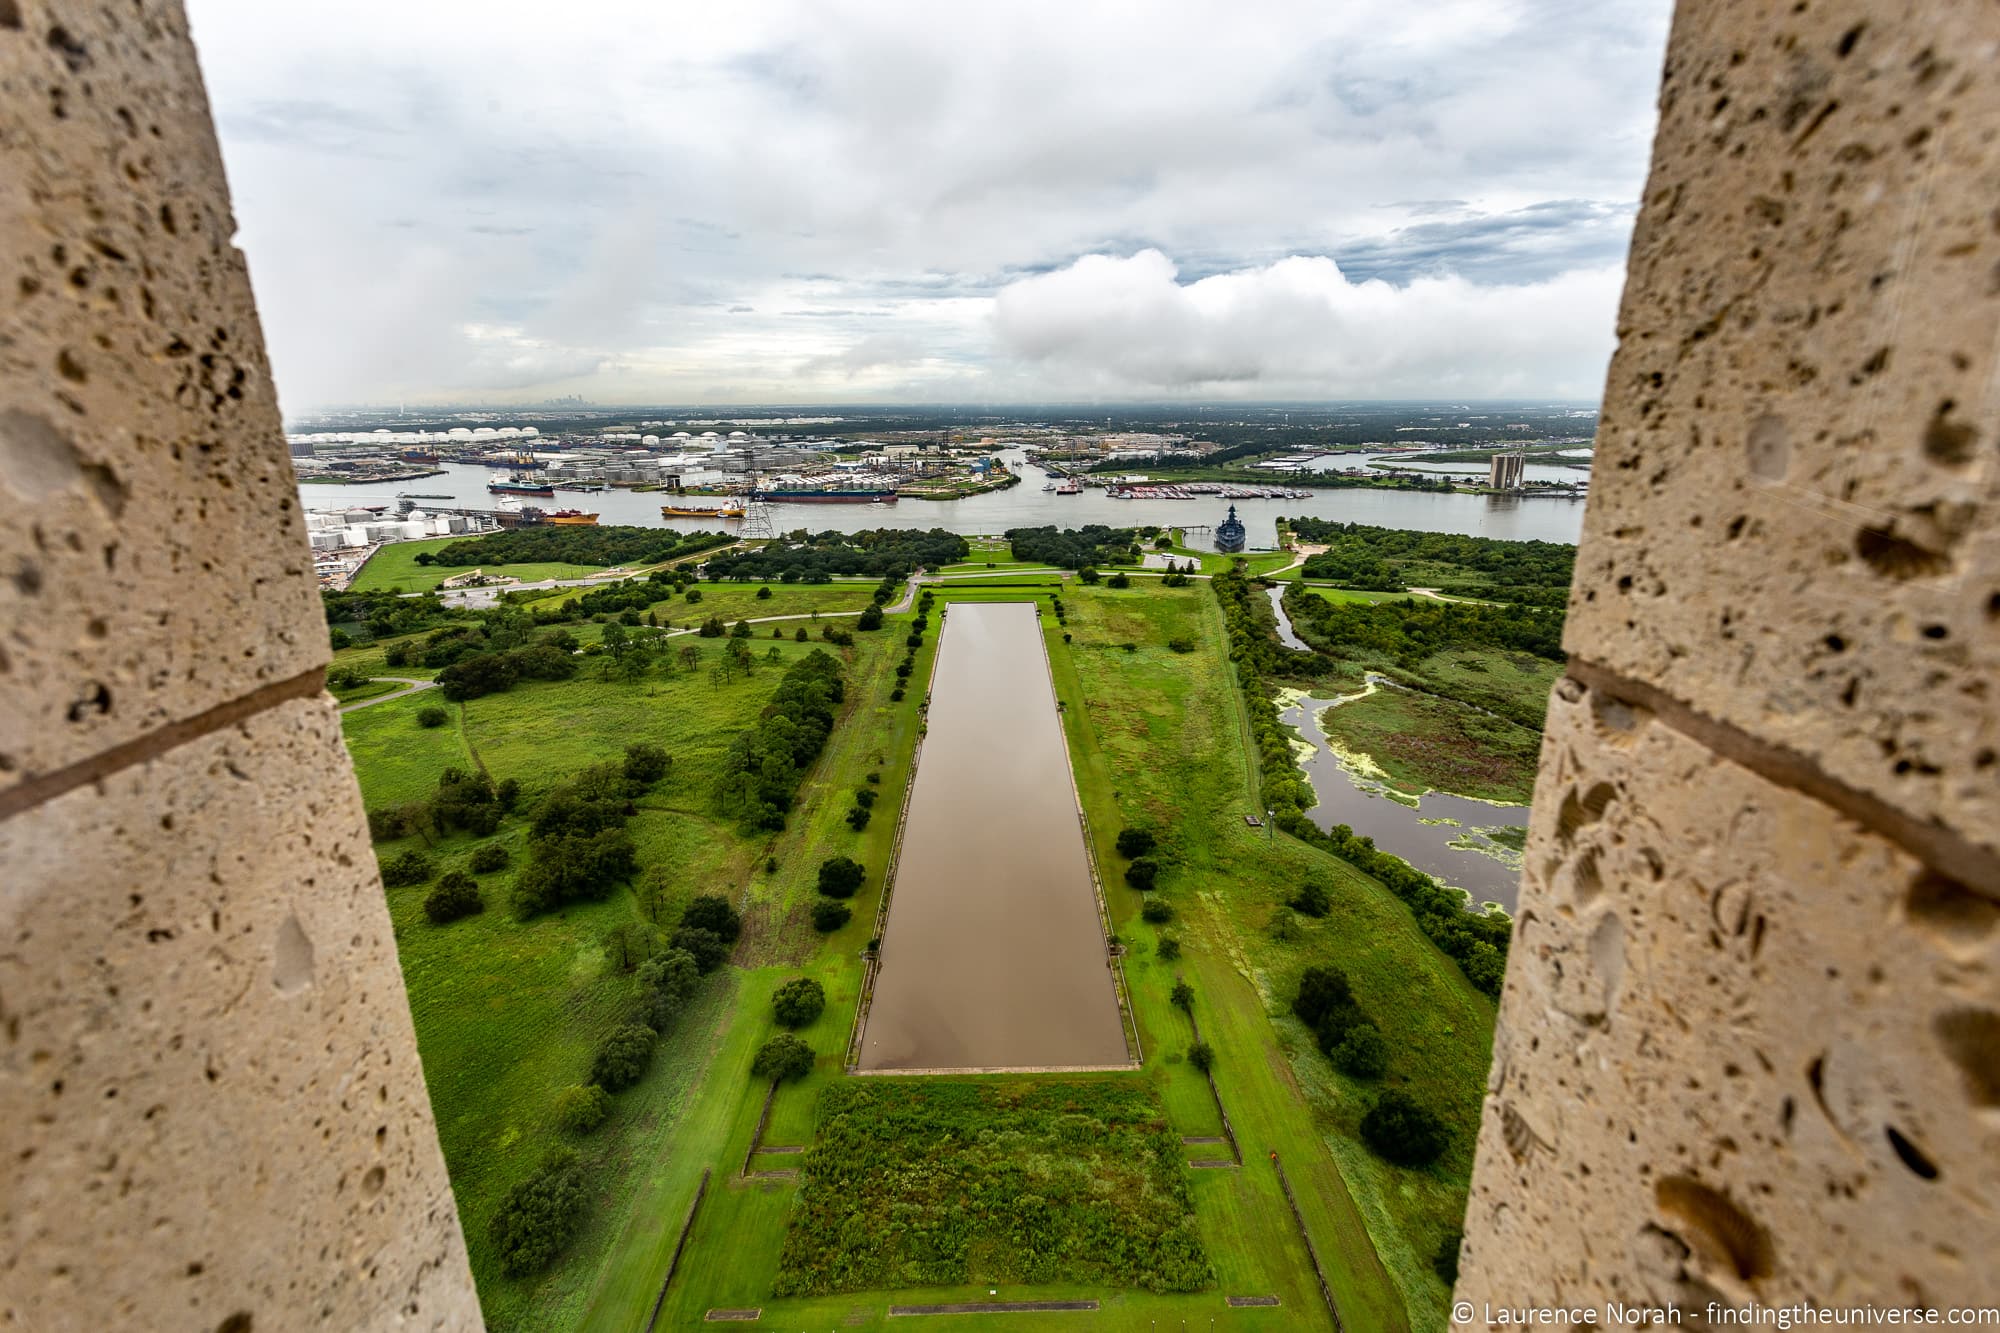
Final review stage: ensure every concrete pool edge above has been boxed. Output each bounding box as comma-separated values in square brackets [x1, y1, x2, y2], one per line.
[844, 598, 1143, 1075]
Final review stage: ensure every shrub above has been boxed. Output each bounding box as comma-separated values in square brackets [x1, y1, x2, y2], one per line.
[1267, 905, 1304, 942]
[680, 893, 742, 942]
[811, 899, 852, 933]
[845, 805, 871, 831]
[890, 687, 905, 702]
[698, 616, 725, 637]
[1166, 636, 1195, 652]
[795, 627, 809, 642]
[416, 704, 449, 729]
[670, 925, 730, 974]
[1293, 965, 1355, 1030]
[731, 620, 753, 639]
[766, 856, 779, 873]
[553, 1083, 611, 1135]
[589, 1024, 658, 1092]
[866, 771, 881, 784]
[1359, 1090, 1449, 1167]
[1156, 935, 1182, 961]
[772, 977, 826, 1028]
[1332, 1022, 1388, 1078]
[366, 806, 406, 842]
[857, 604, 884, 631]
[380, 849, 433, 888]
[1291, 877, 1333, 918]
[904, 633, 923, 649]
[1187, 1041, 1214, 1072]
[752, 1034, 814, 1082]
[854, 787, 878, 809]
[756, 586, 773, 600]
[821, 627, 854, 646]
[1141, 898, 1174, 924]
[1079, 566, 1100, 584]
[623, 741, 671, 785]
[489, 1149, 588, 1277]
[468, 842, 510, 874]
[1107, 572, 1131, 588]
[1115, 828, 1157, 859]
[817, 855, 865, 899]
[423, 871, 483, 924]
[1170, 980, 1194, 1012]
[684, 587, 703, 603]
[1123, 857, 1158, 890]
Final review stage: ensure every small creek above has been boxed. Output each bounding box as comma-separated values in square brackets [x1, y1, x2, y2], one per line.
[1266, 587, 1523, 914]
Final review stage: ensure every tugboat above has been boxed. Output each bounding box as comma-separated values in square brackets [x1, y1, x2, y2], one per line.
[1214, 504, 1247, 554]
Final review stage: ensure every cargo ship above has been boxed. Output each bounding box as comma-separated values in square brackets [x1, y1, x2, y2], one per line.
[754, 488, 897, 504]
[542, 509, 599, 525]
[489, 478, 555, 497]
[399, 448, 440, 463]
[662, 502, 745, 519]
[480, 454, 543, 470]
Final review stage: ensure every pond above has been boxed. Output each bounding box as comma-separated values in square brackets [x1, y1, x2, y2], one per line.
[1265, 588, 1525, 914]
[857, 601, 1129, 1071]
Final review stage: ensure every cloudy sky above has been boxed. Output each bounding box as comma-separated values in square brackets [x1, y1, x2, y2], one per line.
[185, 0, 1670, 409]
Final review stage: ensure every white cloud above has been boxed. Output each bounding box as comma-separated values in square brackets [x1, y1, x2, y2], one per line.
[992, 250, 1624, 399]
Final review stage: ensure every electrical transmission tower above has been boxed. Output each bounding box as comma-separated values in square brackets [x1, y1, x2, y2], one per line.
[738, 470, 775, 540]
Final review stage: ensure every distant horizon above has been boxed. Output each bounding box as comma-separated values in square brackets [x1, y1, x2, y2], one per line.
[287, 397, 1604, 421]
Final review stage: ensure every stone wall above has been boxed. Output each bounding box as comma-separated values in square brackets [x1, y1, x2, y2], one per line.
[1, 4, 479, 1328]
[1455, 0, 1998, 1321]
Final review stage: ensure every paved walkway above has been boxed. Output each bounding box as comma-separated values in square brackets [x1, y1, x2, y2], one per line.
[336, 676, 436, 713]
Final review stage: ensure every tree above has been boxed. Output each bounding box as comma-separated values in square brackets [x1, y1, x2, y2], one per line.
[589, 1024, 657, 1092]
[553, 1084, 611, 1135]
[1293, 966, 1355, 1030]
[1332, 1023, 1388, 1078]
[811, 899, 852, 933]
[1157, 935, 1181, 961]
[755, 586, 773, 600]
[417, 705, 449, 729]
[635, 948, 701, 1030]
[680, 893, 742, 942]
[1187, 1041, 1214, 1072]
[817, 855, 865, 899]
[845, 804, 871, 831]
[1291, 877, 1333, 918]
[751, 1034, 814, 1082]
[671, 925, 730, 974]
[1120, 828, 1160, 859]
[1123, 858, 1158, 890]
[731, 620, 753, 639]
[380, 849, 433, 888]
[1154, 534, 1173, 548]
[772, 977, 826, 1028]
[1360, 1090, 1449, 1167]
[698, 616, 725, 638]
[468, 843, 510, 874]
[1170, 980, 1195, 1012]
[489, 1149, 588, 1277]
[599, 921, 657, 972]
[857, 603, 884, 631]
[423, 871, 483, 924]
[1107, 572, 1131, 588]
[794, 626, 809, 642]
[1141, 898, 1174, 924]
[1433, 1229, 1464, 1285]
[600, 620, 630, 659]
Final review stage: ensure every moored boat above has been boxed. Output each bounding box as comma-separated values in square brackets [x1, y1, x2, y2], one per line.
[489, 478, 555, 497]
[543, 509, 599, 525]
[661, 502, 746, 519]
[755, 488, 897, 504]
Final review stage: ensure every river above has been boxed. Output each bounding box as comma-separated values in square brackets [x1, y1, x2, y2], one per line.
[1266, 587, 1526, 914]
[298, 449, 1586, 548]
[857, 601, 1129, 1071]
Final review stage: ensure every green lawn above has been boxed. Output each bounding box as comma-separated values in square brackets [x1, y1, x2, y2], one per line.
[515, 579, 873, 629]
[350, 535, 612, 593]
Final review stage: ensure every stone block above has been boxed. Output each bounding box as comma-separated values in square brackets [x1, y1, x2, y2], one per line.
[0, 698, 479, 1330]
[1454, 679, 1999, 1318]
[1566, 0, 2000, 858]
[0, 3, 325, 796]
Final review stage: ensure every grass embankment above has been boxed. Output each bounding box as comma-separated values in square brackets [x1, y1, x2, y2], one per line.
[1054, 580, 1494, 1331]
[1318, 684, 1544, 805]
[350, 535, 611, 593]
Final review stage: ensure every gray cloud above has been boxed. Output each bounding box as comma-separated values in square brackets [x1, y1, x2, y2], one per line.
[185, 0, 1670, 408]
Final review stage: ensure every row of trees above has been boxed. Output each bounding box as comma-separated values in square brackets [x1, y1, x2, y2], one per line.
[1211, 568, 1511, 998]
[1006, 525, 1140, 569]
[419, 524, 731, 569]
[700, 528, 968, 582]
[712, 650, 846, 830]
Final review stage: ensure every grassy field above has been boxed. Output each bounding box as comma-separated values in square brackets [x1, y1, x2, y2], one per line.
[1318, 684, 1544, 804]
[350, 535, 612, 592]
[341, 564, 1496, 1330]
[776, 1079, 1210, 1294]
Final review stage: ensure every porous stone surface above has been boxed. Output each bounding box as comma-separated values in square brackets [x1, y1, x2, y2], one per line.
[0, 697, 478, 1331]
[0, 2, 324, 795]
[1566, 0, 2000, 858]
[1454, 681, 1998, 1318]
